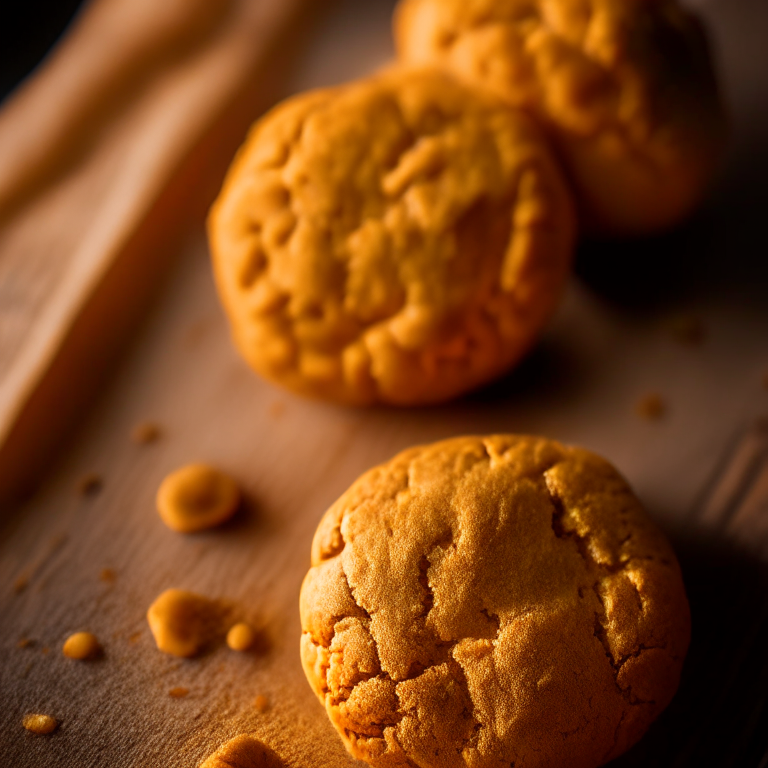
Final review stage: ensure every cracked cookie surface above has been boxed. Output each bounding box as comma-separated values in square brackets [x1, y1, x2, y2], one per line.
[208, 69, 574, 406]
[394, 0, 726, 235]
[300, 435, 690, 768]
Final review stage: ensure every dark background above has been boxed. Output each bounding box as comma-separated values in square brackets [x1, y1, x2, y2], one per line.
[0, 0, 86, 103]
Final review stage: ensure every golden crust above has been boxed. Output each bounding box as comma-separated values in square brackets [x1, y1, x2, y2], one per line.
[299, 435, 690, 768]
[209, 69, 574, 405]
[199, 735, 284, 768]
[394, 0, 727, 235]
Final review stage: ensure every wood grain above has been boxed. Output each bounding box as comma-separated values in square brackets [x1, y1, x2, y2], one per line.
[0, 0, 327, 504]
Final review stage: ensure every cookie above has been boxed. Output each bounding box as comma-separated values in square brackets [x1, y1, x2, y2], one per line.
[300, 435, 690, 768]
[395, 0, 727, 235]
[208, 69, 574, 405]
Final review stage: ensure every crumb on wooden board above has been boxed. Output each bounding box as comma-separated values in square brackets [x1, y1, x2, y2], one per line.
[77, 473, 103, 497]
[131, 422, 161, 444]
[147, 588, 224, 658]
[62, 631, 100, 660]
[226, 622, 256, 652]
[22, 714, 58, 735]
[199, 734, 284, 768]
[636, 392, 666, 421]
[156, 465, 240, 533]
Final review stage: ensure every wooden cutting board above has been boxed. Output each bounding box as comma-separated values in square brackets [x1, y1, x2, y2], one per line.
[1, 0, 768, 766]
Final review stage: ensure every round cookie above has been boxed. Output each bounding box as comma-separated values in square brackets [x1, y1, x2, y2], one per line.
[394, 0, 727, 236]
[300, 435, 690, 768]
[208, 69, 574, 406]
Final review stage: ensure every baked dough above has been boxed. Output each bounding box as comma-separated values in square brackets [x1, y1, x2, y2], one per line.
[300, 435, 690, 768]
[199, 735, 284, 768]
[395, 0, 726, 235]
[156, 464, 240, 533]
[209, 69, 574, 405]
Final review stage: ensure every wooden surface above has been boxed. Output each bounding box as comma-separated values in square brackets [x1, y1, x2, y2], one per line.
[1, 0, 768, 766]
[0, 0, 326, 502]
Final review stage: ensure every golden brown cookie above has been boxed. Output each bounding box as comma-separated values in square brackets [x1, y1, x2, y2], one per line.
[395, 0, 727, 235]
[300, 435, 690, 768]
[208, 69, 574, 405]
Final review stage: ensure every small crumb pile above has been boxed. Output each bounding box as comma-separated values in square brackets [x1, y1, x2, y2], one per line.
[200, 734, 284, 768]
[62, 631, 100, 660]
[636, 393, 666, 421]
[131, 422, 161, 444]
[156, 464, 240, 533]
[227, 622, 256, 652]
[23, 714, 58, 734]
[147, 588, 220, 657]
[77, 473, 102, 497]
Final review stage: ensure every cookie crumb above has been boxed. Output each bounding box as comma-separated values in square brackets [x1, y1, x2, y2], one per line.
[131, 422, 161, 444]
[156, 464, 240, 533]
[128, 631, 142, 644]
[669, 314, 707, 345]
[77, 473, 103, 497]
[23, 714, 57, 734]
[17, 638, 33, 649]
[13, 575, 28, 594]
[169, 686, 189, 698]
[147, 588, 221, 658]
[200, 734, 283, 768]
[253, 694, 269, 713]
[636, 393, 666, 421]
[226, 622, 256, 652]
[99, 568, 116, 584]
[41, 647, 50, 655]
[63, 632, 100, 660]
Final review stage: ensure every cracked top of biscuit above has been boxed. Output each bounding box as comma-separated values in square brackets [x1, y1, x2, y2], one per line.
[394, 0, 726, 234]
[300, 435, 690, 768]
[208, 69, 574, 405]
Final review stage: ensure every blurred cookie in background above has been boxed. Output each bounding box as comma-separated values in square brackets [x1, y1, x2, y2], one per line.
[209, 68, 575, 406]
[395, 0, 727, 236]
